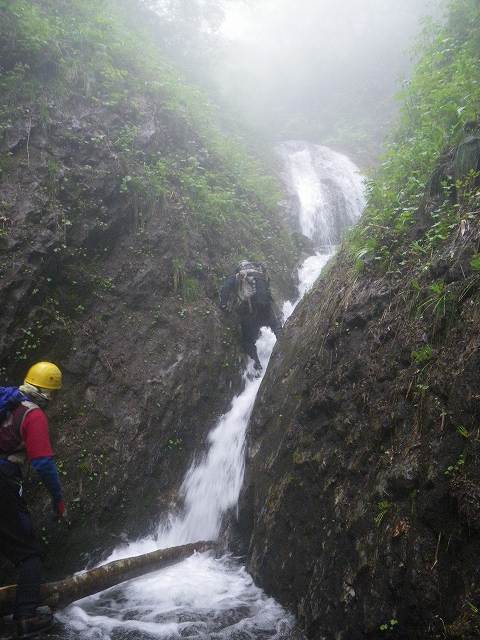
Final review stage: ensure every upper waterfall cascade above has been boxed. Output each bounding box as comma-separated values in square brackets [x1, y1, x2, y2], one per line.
[278, 141, 365, 250]
[59, 142, 365, 640]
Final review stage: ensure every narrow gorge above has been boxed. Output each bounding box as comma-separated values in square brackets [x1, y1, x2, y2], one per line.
[53, 143, 364, 639]
[1, 1, 479, 639]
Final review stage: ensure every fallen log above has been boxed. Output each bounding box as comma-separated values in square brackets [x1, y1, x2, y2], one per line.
[0, 540, 215, 616]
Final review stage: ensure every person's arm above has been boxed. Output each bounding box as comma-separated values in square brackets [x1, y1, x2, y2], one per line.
[220, 274, 236, 309]
[21, 410, 65, 517]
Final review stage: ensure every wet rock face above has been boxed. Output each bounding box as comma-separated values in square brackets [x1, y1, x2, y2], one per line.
[241, 227, 480, 637]
[0, 93, 297, 580]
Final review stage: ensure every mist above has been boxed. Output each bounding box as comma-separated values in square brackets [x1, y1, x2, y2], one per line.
[142, 0, 445, 163]
[212, 0, 445, 163]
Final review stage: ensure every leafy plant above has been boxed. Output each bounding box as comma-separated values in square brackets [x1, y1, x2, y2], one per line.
[374, 500, 392, 527]
[417, 281, 452, 322]
[172, 258, 201, 302]
[470, 255, 480, 271]
[347, 0, 480, 266]
[380, 619, 399, 633]
[411, 344, 433, 364]
[445, 452, 466, 476]
[167, 438, 183, 450]
[467, 601, 479, 615]
[181, 277, 201, 302]
[456, 425, 470, 439]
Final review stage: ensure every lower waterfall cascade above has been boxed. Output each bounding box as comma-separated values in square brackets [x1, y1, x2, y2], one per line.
[58, 142, 365, 639]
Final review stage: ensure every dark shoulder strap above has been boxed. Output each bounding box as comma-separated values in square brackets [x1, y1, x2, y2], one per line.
[13, 401, 40, 438]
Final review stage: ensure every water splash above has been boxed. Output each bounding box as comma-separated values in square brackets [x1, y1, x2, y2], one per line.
[59, 329, 288, 638]
[282, 252, 333, 320]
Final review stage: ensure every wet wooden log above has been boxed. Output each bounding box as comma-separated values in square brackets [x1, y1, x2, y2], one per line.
[0, 540, 215, 616]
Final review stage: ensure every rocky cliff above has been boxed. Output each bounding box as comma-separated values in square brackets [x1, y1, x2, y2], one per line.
[240, 3, 480, 637]
[241, 145, 480, 640]
[0, 0, 298, 580]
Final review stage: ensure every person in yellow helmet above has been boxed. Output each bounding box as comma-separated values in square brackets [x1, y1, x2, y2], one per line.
[0, 362, 65, 638]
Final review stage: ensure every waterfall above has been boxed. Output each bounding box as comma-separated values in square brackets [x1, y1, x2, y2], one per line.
[278, 141, 365, 249]
[280, 141, 365, 318]
[59, 142, 365, 640]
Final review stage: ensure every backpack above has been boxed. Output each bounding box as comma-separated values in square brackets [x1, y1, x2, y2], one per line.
[0, 388, 35, 461]
[235, 262, 270, 307]
[0, 387, 27, 422]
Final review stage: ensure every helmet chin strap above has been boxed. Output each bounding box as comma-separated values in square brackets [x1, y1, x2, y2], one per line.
[19, 383, 51, 408]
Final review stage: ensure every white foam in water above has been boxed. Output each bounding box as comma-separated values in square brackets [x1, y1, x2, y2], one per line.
[158, 330, 277, 546]
[282, 252, 333, 321]
[278, 141, 365, 249]
[58, 142, 365, 639]
[279, 141, 364, 323]
[62, 554, 289, 640]
[59, 330, 289, 639]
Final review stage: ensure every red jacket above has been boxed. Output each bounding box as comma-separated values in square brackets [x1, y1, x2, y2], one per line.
[0, 402, 53, 460]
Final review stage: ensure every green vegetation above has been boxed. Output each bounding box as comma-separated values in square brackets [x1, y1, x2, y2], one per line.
[374, 500, 392, 527]
[349, 0, 480, 269]
[470, 254, 480, 270]
[417, 281, 449, 318]
[445, 452, 466, 476]
[0, 0, 294, 266]
[444, 423, 480, 475]
[0, 0, 294, 300]
[166, 437, 183, 451]
[456, 424, 470, 439]
[172, 258, 202, 302]
[411, 344, 433, 365]
[379, 619, 399, 633]
[0, 0, 297, 377]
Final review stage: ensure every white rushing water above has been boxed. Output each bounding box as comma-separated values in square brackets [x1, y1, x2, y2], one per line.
[59, 142, 364, 640]
[280, 142, 365, 319]
[278, 141, 365, 249]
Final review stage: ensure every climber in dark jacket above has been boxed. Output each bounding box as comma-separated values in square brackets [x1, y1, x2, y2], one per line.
[0, 362, 65, 638]
[220, 261, 281, 371]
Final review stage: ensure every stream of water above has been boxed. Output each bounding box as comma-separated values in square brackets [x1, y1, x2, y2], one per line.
[58, 142, 365, 640]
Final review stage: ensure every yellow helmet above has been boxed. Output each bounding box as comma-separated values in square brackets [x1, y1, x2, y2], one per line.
[24, 362, 62, 390]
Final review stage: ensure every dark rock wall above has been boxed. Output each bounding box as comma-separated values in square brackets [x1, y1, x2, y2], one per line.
[0, 90, 297, 579]
[240, 160, 480, 639]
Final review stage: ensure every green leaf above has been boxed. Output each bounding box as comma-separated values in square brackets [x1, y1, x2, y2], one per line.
[470, 254, 480, 271]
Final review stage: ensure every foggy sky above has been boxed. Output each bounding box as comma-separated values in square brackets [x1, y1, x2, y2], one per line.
[213, 0, 444, 156]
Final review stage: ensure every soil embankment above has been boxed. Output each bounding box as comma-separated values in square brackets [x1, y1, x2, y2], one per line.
[240, 142, 480, 638]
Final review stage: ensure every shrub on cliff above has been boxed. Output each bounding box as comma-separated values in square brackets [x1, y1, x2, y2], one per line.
[0, 0, 292, 268]
[350, 0, 480, 268]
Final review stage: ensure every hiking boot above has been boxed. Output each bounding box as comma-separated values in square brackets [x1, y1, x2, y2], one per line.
[1, 614, 16, 639]
[16, 612, 53, 639]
